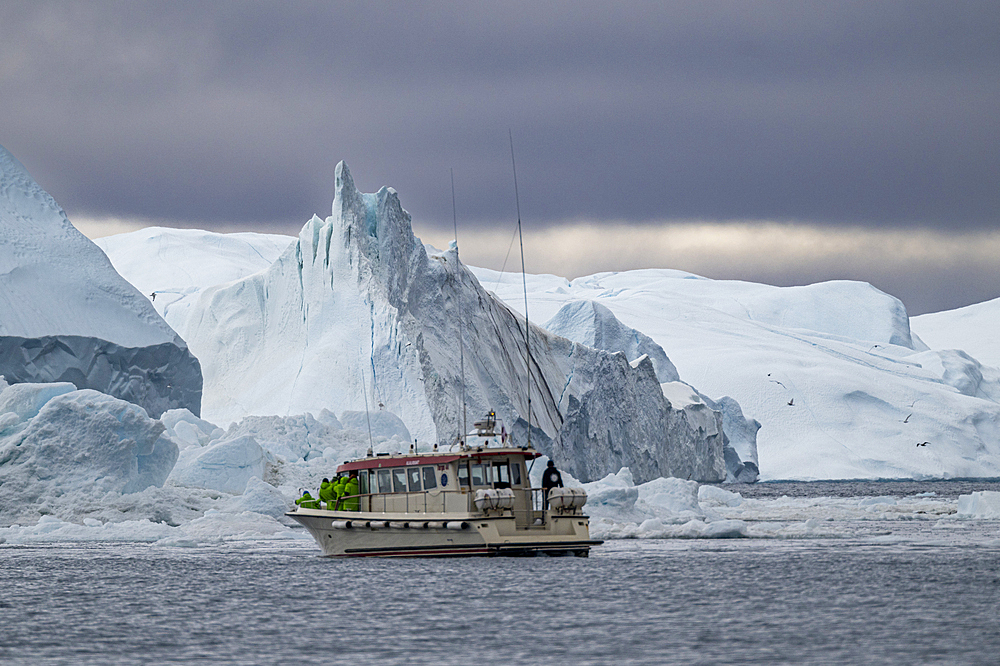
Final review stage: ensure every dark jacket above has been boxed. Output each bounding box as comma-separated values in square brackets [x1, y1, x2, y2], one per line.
[542, 466, 564, 490]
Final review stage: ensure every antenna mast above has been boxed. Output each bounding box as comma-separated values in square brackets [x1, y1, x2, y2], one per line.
[509, 130, 532, 448]
[451, 168, 468, 446]
[360, 360, 375, 456]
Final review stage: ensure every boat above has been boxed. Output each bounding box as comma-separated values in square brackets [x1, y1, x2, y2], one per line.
[286, 412, 601, 557]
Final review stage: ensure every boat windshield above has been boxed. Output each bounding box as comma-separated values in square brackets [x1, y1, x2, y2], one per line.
[471, 463, 487, 486]
[422, 466, 437, 489]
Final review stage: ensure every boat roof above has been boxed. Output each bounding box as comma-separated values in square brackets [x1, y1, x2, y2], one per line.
[336, 447, 540, 474]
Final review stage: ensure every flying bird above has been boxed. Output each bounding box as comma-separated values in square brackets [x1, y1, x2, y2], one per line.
[787, 398, 794, 406]
[903, 414, 911, 423]
[917, 441, 929, 447]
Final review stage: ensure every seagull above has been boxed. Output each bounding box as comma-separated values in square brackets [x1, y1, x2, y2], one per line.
[917, 441, 929, 447]
[150, 292, 156, 301]
[787, 398, 794, 406]
[903, 414, 911, 423]
[767, 374, 788, 389]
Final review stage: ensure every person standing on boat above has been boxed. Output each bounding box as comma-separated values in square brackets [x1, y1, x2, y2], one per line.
[342, 472, 360, 511]
[542, 460, 564, 509]
[319, 478, 335, 510]
[333, 475, 348, 509]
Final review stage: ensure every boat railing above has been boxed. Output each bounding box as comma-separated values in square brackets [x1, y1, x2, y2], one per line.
[508, 487, 546, 526]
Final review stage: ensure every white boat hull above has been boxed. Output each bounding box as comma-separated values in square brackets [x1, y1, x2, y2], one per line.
[287, 509, 601, 557]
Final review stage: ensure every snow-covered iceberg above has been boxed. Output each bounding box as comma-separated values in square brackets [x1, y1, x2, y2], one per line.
[911, 297, 1000, 371]
[0, 381, 179, 525]
[0, 144, 202, 418]
[475, 268, 1000, 481]
[107, 163, 724, 482]
[95, 227, 294, 341]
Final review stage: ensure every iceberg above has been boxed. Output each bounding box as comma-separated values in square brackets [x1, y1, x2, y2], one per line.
[474, 267, 1000, 480]
[133, 162, 727, 482]
[544, 300, 680, 383]
[956, 491, 1000, 519]
[92, 159, 1000, 483]
[339, 409, 412, 444]
[95, 227, 294, 341]
[0, 382, 179, 525]
[168, 434, 268, 495]
[911, 297, 1000, 371]
[0, 144, 202, 418]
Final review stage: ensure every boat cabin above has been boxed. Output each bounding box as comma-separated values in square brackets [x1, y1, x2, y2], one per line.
[336, 446, 541, 526]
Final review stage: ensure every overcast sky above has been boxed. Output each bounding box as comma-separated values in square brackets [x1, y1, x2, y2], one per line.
[2, 1, 998, 315]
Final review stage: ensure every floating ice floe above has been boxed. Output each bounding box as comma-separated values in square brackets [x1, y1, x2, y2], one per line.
[0, 510, 310, 548]
[957, 491, 1000, 519]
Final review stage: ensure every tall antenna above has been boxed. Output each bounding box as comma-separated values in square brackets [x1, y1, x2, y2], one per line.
[509, 130, 532, 448]
[360, 360, 375, 456]
[451, 168, 468, 446]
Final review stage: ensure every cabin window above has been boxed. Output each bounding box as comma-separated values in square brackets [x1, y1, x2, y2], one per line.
[471, 463, 487, 486]
[492, 462, 510, 485]
[407, 466, 422, 492]
[422, 466, 437, 490]
[359, 470, 369, 495]
[376, 469, 392, 494]
[392, 468, 408, 493]
[511, 462, 522, 486]
[458, 465, 469, 487]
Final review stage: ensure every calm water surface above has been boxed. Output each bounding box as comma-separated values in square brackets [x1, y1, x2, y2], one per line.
[2, 481, 999, 665]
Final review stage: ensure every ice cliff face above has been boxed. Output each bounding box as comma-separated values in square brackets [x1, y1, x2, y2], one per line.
[181, 162, 725, 482]
[0, 145, 202, 417]
[545, 300, 758, 482]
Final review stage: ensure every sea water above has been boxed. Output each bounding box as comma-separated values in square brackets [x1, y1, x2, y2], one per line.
[2, 481, 1000, 665]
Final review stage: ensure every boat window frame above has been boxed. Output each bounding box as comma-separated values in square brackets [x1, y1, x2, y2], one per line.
[491, 461, 510, 486]
[471, 462, 487, 487]
[422, 465, 437, 490]
[407, 466, 422, 492]
[376, 468, 392, 494]
[510, 460, 523, 486]
[392, 467, 408, 493]
[458, 463, 470, 487]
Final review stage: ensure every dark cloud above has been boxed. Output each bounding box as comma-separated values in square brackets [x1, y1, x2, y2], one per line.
[1, 1, 998, 313]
